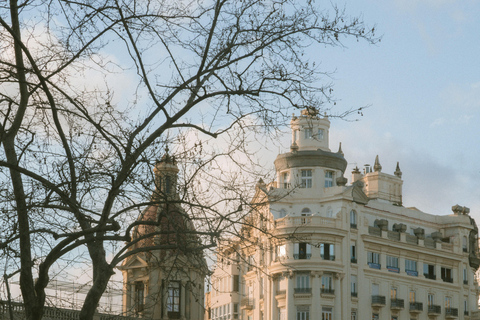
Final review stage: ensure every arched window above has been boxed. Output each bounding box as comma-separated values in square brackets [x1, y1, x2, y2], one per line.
[301, 208, 312, 216]
[350, 210, 357, 229]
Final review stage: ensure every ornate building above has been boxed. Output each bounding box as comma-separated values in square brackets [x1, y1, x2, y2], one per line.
[207, 108, 480, 320]
[120, 151, 207, 320]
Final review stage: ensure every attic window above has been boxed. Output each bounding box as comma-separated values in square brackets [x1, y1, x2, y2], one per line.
[304, 128, 313, 139]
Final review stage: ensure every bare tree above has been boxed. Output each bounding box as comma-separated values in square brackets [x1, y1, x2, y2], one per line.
[0, 0, 378, 319]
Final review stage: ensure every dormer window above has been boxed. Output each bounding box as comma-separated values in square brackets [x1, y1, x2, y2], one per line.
[301, 169, 313, 188]
[304, 128, 313, 139]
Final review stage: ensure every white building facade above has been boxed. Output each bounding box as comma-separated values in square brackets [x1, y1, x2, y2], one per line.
[208, 108, 480, 320]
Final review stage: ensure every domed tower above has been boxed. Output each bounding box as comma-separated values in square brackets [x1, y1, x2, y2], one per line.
[119, 149, 207, 320]
[274, 107, 347, 194]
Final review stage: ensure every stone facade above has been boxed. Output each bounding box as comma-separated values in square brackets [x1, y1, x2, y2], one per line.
[207, 108, 480, 320]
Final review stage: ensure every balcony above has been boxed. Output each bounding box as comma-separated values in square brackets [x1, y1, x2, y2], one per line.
[294, 288, 312, 294]
[446, 308, 459, 318]
[350, 223, 357, 229]
[351, 257, 357, 263]
[464, 280, 469, 285]
[372, 295, 386, 307]
[321, 288, 334, 295]
[241, 298, 254, 310]
[427, 305, 441, 315]
[390, 299, 404, 310]
[368, 263, 381, 269]
[293, 253, 312, 260]
[442, 277, 454, 283]
[351, 292, 358, 298]
[409, 302, 423, 313]
[321, 255, 335, 261]
[424, 273, 436, 280]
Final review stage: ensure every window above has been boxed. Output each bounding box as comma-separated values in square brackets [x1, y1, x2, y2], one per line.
[405, 259, 418, 276]
[321, 275, 333, 294]
[463, 236, 468, 252]
[296, 273, 310, 292]
[445, 296, 452, 309]
[387, 256, 399, 273]
[372, 313, 379, 320]
[134, 281, 144, 313]
[463, 268, 468, 284]
[351, 310, 357, 320]
[233, 303, 239, 319]
[297, 306, 309, 320]
[282, 172, 290, 189]
[321, 243, 335, 260]
[304, 128, 313, 139]
[391, 317, 398, 320]
[324, 171, 334, 188]
[428, 293, 434, 306]
[167, 281, 181, 317]
[322, 307, 332, 320]
[423, 263, 436, 280]
[441, 267, 453, 283]
[350, 242, 357, 263]
[301, 170, 313, 188]
[351, 275, 357, 297]
[391, 287, 397, 300]
[276, 244, 286, 260]
[350, 210, 357, 228]
[294, 243, 311, 260]
[233, 275, 240, 292]
[464, 300, 468, 315]
[409, 290, 416, 303]
[317, 128, 324, 140]
[367, 252, 380, 269]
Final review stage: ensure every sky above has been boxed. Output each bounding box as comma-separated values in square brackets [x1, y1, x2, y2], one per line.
[260, 0, 480, 218]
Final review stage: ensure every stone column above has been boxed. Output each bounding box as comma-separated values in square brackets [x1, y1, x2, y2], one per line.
[311, 271, 323, 320]
[334, 273, 344, 320]
[180, 280, 186, 320]
[269, 276, 277, 320]
[285, 271, 295, 319]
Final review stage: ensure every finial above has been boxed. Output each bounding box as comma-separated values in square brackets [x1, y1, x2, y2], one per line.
[352, 166, 360, 174]
[337, 142, 344, 156]
[373, 155, 382, 172]
[290, 141, 299, 152]
[394, 161, 402, 178]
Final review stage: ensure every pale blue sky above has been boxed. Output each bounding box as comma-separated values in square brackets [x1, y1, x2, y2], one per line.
[314, 0, 480, 217]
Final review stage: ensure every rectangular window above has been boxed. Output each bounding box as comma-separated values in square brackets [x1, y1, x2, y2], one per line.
[301, 169, 313, 188]
[351, 242, 357, 263]
[445, 296, 452, 309]
[317, 128, 324, 140]
[134, 281, 145, 313]
[423, 263, 436, 280]
[321, 243, 335, 261]
[276, 244, 286, 260]
[321, 275, 333, 294]
[304, 128, 313, 139]
[387, 256, 399, 273]
[391, 287, 397, 299]
[372, 314, 379, 320]
[350, 210, 357, 228]
[282, 172, 290, 189]
[463, 268, 468, 284]
[441, 267, 453, 283]
[324, 171, 334, 188]
[233, 275, 240, 292]
[296, 273, 310, 289]
[294, 243, 311, 260]
[322, 307, 332, 320]
[233, 303, 239, 319]
[297, 306, 310, 320]
[167, 281, 181, 316]
[351, 275, 357, 296]
[351, 311, 357, 320]
[367, 251, 380, 269]
[405, 259, 418, 276]
[409, 290, 416, 303]
[428, 293, 434, 306]
[465, 300, 468, 314]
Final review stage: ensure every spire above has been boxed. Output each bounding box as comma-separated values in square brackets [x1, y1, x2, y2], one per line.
[373, 155, 382, 172]
[337, 142, 344, 156]
[394, 161, 402, 178]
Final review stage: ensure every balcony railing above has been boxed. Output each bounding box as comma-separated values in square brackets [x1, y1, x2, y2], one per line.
[390, 299, 404, 309]
[424, 273, 436, 280]
[321, 288, 334, 295]
[409, 302, 423, 312]
[350, 223, 357, 229]
[445, 308, 459, 317]
[321, 255, 335, 261]
[293, 253, 312, 260]
[351, 257, 357, 263]
[351, 292, 358, 298]
[241, 298, 254, 310]
[442, 277, 453, 283]
[464, 279, 468, 285]
[427, 305, 441, 315]
[294, 288, 312, 294]
[372, 295, 386, 306]
[368, 262, 381, 269]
